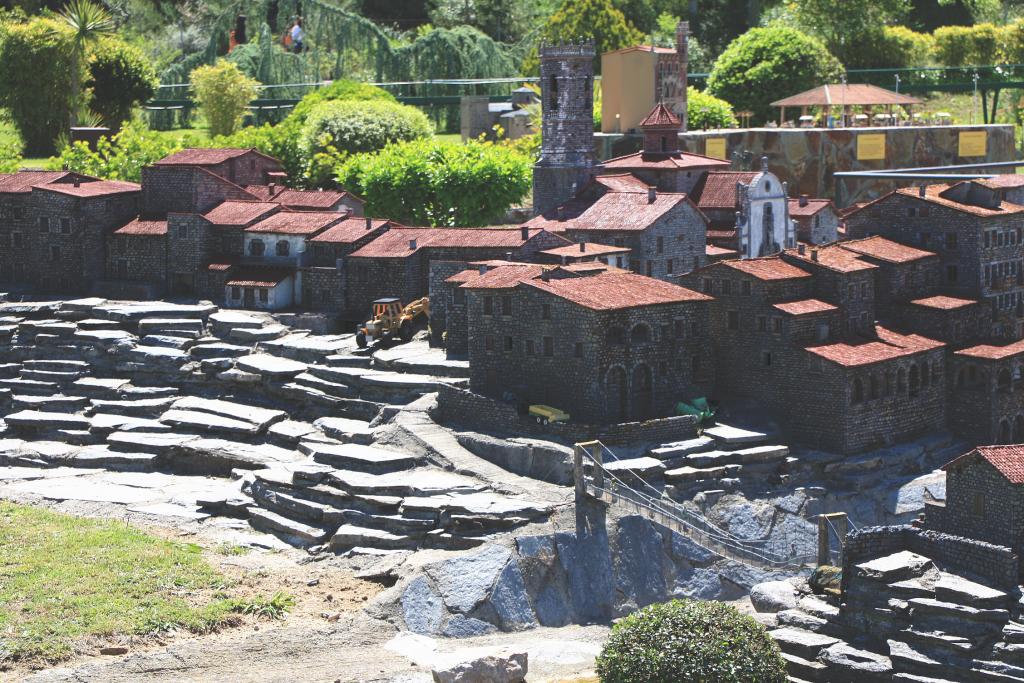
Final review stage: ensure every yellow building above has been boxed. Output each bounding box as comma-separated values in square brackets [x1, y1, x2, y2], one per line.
[601, 22, 689, 134]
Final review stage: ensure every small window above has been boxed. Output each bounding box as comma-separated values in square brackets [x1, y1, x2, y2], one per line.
[11, 232, 23, 248]
[258, 289, 268, 303]
[946, 233, 958, 250]
[231, 287, 241, 299]
[526, 339, 535, 355]
[973, 492, 985, 516]
[656, 236, 664, 254]
[249, 239, 265, 257]
[504, 336, 513, 351]
[38, 216, 49, 233]
[574, 342, 583, 358]
[757, 316, 767, 331]
[986, 231, 992, 248]
[542, 303, 551, 320]
[483, 296, 493, 315]
[485, 335, 495, 351]
[860, 282, 867, 297]
[454, 288, 466, 305]
[741, 280, 751, 295]
[501, 295, 512, 316]
[666, 259, 673, 274]
[12, 206, 23, 220]
[773, 317, 782, 333]
[49, 245, 60, 261]
[721, 279, 731, 295]
[276, 240, 290, 256]
[907, 207, 917, 218]
[848, 284, 856, 300]
[703, 278, 713, 293]
[646, 261, 653, 276]
[727, 310, 739, 330]
[59, 217, 71, 234]
[543, 336, 553, 357]
[762, 351, 772, 367]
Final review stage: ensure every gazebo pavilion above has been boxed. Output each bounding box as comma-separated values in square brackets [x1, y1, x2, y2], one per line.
[771, 84, 923, 127]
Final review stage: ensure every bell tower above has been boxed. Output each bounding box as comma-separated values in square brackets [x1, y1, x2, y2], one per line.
[532, 42, 596, 216]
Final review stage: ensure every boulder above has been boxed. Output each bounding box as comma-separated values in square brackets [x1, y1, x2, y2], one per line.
[402, 575, 444, 635]
[751, 580, 799, 613]
[431, 649, 528, 683]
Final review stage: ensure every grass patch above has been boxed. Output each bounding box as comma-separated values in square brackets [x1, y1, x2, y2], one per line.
[214, 542, 251, 556]
[0, 502, 284, 666]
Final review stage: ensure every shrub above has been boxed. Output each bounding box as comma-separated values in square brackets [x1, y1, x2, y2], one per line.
[688, 87, 737, 130]
[189, 60, 259, 137]
[596, 599, 788, 683]
[336, 137, 532, 226]
[879, 26, 934, 68]
[934, 23, 1001, 66]
[0, 136, 21, 173]
[49, 122, 201, 181]
[300, 100, 433, 158]
[86, 38, 158, 131]
[707, 27, 844, 125]
[0, 17, 76, 155]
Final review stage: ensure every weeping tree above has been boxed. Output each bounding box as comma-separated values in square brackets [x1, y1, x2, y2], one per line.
[59, 0, 115, 128]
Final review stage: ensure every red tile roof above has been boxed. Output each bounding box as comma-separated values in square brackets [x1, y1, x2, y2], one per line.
[245, 211, 345, 235]
[349, 227, 553, 258]
[910, 295, 978, 310]
[529, 191, 696, 233]
[226, 267, 292, 287]
[540, 242, 630, 258]
[243, 185, 360, 209]
[204, 201, 280, 226]
[786, 245, 876, 273]
[0, 170, 72, 193]
[706, 245, 737, 257]
[525, 271, 710, 310]
[771, 84, 921, 108]
[895, 184, 1024, 218]
[113, 218, 168, 236]
[807, 326, 944, 367]
[308, 217, 390, 243]
[694, 172, 759, 210]
[721, 258, 812, 281]
[944, 445, 1024, 483]
[977, 175, 1024, 189]
[788, 197, 834, 218]
[592, 174, 652, 193]
[639, 103, 682, 128]
[207, 262, 233, 272]
[454, 264, 546, 289]
[839, 236, 935, 264]
[602, 151, 731, 171]
[956, 338, 1024, 360]
[155, 148, 253, 166]
[772, 299, 837, 316]
[605, 45, 676, 55]
[37, 179, 140, 197]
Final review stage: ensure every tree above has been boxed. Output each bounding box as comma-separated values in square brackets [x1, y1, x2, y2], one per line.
[707, 26, 843, 125]
[611, 0, 689, 34]
[651, 12, 712, 71]
[189, 60, 258, 137]
[430, 0, 558, 42]
[59, 0, 115, 129]
[787, 0, 910, 68]
[336, 138, 532, 226]
[688, 86, 737, 129]
[524, 0, 644, 74]
[0, 16, 76, 155]
[596, 599, 788, 683]
[86, 38, 158, 131]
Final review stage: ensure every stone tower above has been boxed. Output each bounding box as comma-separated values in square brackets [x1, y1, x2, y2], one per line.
[532, 42, 596, 216]
[656, 21, 689, 131]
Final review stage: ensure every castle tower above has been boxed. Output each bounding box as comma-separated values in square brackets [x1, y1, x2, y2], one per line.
[532, 42, 596, 216]
[640, 103, 682, 155]
[675, 21, 689, 131]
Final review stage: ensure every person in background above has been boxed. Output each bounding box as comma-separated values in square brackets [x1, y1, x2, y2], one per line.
[290, 17, 304, 53]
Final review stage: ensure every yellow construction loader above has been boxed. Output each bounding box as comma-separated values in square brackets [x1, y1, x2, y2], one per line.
[355, 297, 430, 348]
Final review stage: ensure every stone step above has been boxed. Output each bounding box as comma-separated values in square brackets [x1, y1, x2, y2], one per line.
[106, 431, 200, 454]
[275, 382, 344, 408]
[235, 354, 307, 379]
[935, 574, 1011, 610]
[817, 641, 892, 683]
[189, 342, 250, 360]
[329, 523, 417, 551]
[648, 435, 717, 459]
[324, 354, 374, 368]
[229, 325, 289, 343]
[21, 359, 89, 372]
[4, 410, 91, 431]
[326, 468, 486, 498]
[209, 311, 266, 334]
[12, 394, 89, 413]
[901, 628, 979, 655]
[305, 364, 368, 385]
[602, 456, 665, 479]
[246, 506, 333, 546]
[247, 478, 342, 526]
[0, 363, 20, 378]
[300, 442, 420, 473]
[88, 396, 177, 417]
[89, 413, 170, 435]
[664, 463, 741, 482]
[266, 420, 319, 446]
[20, 369, 85, 382]
[0, 378, 60, 395]
[121, 385, 179, 399]
[1005, 622, 1024, 644]
[256, 477, 401, 517]
[904, 597, 1010, 625]
[292, 372, 357, 399]
[70, 377, 130, 399]
[137, 318, 205, 335]
[69, 445, 159, 471]
[855, 551, 936, 584]
[159, 409, 265, 436]
[770, 627, 840, 660]
[140, 335, 195, 349]
[703, 424, 769, 447]
[312, 417, 375, 444]
[892, 674, 961, 683]
[780, 652, 828, 682]
[169, 397, 286, 432]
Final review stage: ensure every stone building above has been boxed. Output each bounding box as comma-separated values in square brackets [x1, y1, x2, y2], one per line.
[460, 265, 712, 423]
[948, 338, 1024, 444]
[845, 180, 1024, 338]
[532, 43, 597, 216]
[242, 185, 364, 214]
[787, 195, 841, 245]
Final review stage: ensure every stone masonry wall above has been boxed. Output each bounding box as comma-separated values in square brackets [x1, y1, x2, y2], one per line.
[929, 458, 1024, 549]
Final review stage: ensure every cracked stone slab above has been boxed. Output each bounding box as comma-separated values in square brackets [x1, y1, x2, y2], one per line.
[426, 544, 512, 614]
[170, 397, 286, 430]
[235, 354, 307, 378]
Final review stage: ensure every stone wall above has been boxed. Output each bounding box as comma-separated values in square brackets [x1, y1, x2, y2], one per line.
[928, 456, 1024, 549]
[841, 524, 1019, 592]
[107, 233, 168, 293]
[595, 124, 1016, 207]
[301, 267, 345, 312]
[948, 355, 1024, 444]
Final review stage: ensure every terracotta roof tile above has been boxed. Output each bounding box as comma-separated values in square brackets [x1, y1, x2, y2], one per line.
[37, 179, 140, 197]
[788, 198, 834, 218]
[771, 84, 921, 108]
[456, 264, 546, 289]
[707, 229, 737, 239]
[772, 299, 837, 316]
[243, 185, 359, 209]
[786, 245, 877, 273]
[839, 236, 936, 263]
[977, 175, 1024, 189]
[226, 267, 292, 287]
[349, 227, 552, 258]
[602, 151, 731, 171]
[525, 271, 710, 310]
[0, 170, 72, 193]
[540, 242, 630, 258]
[531, 191, 695, 233]
[308, 217, 390, 243]
[207, 262, 233, 272]
[955, 338, 1024, 360]
[694, 172, 759, 210]
[721, 257, 812, 281]
[245, 211, 345, 235]
[204, 201, 280, 226]
[639, 103, 682, 128]
[944, 445, 1024, 483]
[706, 245, 737, 257]
[807, 325, 944, 367]
[910, 295, 979, 310]
[113, 217, 168, 236]
[155, 148, 252, 165]
[895, 184, 1024, 218]
[592, 174, 652, 193]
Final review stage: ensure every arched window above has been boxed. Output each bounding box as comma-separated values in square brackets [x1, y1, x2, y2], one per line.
[852, 378, 864, 404]
[884, 372, 894, 396]
[909, 365, 920, 397]
[607, 327, 626, 346]
[869, 375, 880, 400]
[999, 368, 1012, 392]
[897, 368, 907, 394]
[276, 240, 290, 256]
[249, 239, 265, 256]
[630, 324, 651, 344]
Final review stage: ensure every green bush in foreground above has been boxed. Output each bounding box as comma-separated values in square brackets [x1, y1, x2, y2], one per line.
[596, 599, 788, 683]
[688, 86, 738, 130]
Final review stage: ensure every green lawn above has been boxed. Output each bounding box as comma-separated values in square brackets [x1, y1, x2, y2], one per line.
[0, 502, 281, 665]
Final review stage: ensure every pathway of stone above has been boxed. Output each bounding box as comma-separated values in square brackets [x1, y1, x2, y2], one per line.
[0, 298, 563, 555]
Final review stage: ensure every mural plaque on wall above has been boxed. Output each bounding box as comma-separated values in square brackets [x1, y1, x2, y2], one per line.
[705, 137, 727, 160]
[958, 130, 987, 157]
[857, 134, 886, 161]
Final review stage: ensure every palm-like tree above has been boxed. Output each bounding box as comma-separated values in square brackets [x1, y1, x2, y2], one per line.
[59, 0, 115, 129]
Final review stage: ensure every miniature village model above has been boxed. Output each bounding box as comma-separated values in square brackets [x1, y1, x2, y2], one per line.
[7, 25, 1024, 683]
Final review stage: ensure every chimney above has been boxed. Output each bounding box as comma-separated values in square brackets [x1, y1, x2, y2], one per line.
[365, 216, 372, 230]
[579, 242, 586, 252]
[799, 194, 809, 207]
[505, 251, 513, 261]
[761, 156, 769, 172]
[73, 177, 80, 188]
[919, 185, 927, 198]
[478, 264, 487, 275]
[648, 187, 657, 203]
[409, 238, 417, 251]
[541, 269, 551, 281]
[811, 248, 819, 262]
[521, 226, 529, 240]
[556, 207, 565, 221]
[268, 182, 276, 196]
[798, 243, 806, 255]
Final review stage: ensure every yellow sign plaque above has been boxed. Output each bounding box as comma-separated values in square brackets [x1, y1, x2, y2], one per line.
[857, 134, 886, 161]
[705, 137, 727, 160]
[959, 130, 987, 157]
